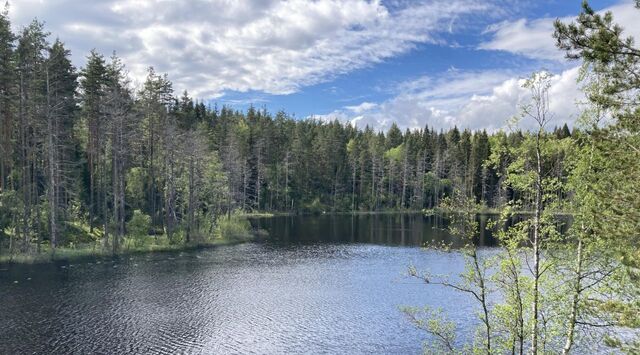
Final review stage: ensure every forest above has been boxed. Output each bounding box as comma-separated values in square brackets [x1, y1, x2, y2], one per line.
[0, 0, 639, 353]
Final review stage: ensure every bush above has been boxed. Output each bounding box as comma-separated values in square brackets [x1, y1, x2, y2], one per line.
[302, 197, 325, 214]
[62, 220, 97, 245]
[127, 210, 151, 246]
[214, 213, 252, 242]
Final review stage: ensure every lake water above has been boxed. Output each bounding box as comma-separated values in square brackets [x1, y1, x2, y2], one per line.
[0, 214, 494, 354]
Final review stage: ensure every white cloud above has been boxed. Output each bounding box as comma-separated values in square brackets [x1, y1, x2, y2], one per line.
[479, 18, 563, 61]
[479, 1, 640, 61]
[8, 0, 493, 98]
[317, 66, 584, 132]
[345, 102, 378, 114]
[314, 111, 350, 123]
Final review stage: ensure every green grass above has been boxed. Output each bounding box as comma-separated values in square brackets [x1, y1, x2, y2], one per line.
[1, 216, 257, 265]
[0, 235, 252, 265]
[1, 212, 259, 265]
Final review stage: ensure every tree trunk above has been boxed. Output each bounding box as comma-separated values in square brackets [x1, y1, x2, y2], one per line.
[112, 148, 119, 254]
[186, 155, 195, 243]
[401, 151, 408, 208]
[531, 131, 543, 355]
[351, 162, 356, 212]
[46, 69, 58, 250]
[562, 238, 583, 354]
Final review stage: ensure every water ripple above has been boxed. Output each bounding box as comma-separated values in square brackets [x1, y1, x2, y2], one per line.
[1, 243, 472, 354]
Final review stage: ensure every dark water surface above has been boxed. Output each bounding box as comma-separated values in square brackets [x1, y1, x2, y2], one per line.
[1, 214, 491, 354]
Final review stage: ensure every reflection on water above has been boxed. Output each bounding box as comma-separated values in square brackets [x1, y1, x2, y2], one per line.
[251, 213, 497, 247]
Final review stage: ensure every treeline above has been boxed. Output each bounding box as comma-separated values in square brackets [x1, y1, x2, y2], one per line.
[193, 105, 570, 213]
[0, 8, 577, 254]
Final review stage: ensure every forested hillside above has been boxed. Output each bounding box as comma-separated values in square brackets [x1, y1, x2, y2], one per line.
[0, 8, 578, 255]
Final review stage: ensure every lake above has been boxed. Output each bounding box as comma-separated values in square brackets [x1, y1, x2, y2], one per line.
[0, 213, 494, 354]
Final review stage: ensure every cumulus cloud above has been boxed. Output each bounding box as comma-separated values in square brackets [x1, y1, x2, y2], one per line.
[8, 0, 494, 98]
[345, 102, 378, 114]
[316, 67, 584, 131]
[479, 1, 640, 61]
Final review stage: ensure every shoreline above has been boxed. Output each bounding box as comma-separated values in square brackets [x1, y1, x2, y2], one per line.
[0, 236, 256, 268]
[2, 209, 572, 266]
[242, 209, 572, 217]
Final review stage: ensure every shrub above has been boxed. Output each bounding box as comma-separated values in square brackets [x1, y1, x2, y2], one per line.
[214, 213, 252, 242]
[302, 197, 325, 214]
[127, 210, 151, 246]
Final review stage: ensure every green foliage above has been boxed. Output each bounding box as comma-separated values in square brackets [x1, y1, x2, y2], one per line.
[125, 167, 145, 208]
[408, 63, 639, 353]
[400, 306, 458, 354]
[554, 2, 640, 351]
[554, 1, 640, 116]
[301, 197, 325, 214]
[126, 210, 151, 247]
[60, 221, 99, 246]
[0, 190, 20, 240]
[384, 142, 405, 162]
[214, 213, 252, 242]
[409, 190, 496, 353]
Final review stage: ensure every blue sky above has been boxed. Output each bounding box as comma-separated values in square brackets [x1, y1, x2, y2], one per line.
[7, 0, 639, 130]
[237, 1, 615, 116]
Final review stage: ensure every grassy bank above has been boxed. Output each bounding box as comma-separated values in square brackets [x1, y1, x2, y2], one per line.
[0, 214, 260, 266]
[0, 237, 251, 265]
